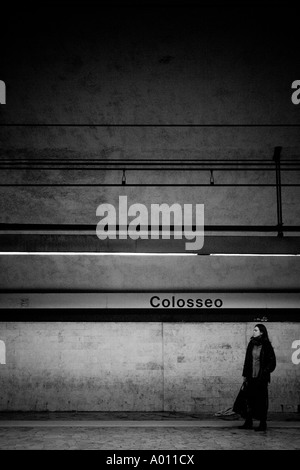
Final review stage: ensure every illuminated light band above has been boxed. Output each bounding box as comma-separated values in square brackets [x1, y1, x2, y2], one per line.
[0, 252, 299, 256]
[0, 252, 197, 256]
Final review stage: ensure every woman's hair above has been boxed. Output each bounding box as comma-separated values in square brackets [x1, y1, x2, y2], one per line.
[255, 323, 271, 342]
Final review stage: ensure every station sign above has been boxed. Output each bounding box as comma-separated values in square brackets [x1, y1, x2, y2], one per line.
[0, 293, 299, 309]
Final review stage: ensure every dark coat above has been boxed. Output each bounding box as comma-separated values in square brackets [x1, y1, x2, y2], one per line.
[242, 339, 276, 383]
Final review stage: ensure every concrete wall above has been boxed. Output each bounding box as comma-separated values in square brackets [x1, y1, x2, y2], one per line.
[0, 255, 300, 291]
[0, 322, 299, 412]
[0, 7, 299, 231]
[1, 8, 299, 125]
[0, 8, 300, 228]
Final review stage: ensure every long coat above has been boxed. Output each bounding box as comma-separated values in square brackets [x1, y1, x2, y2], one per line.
[242, 339, 276, 383]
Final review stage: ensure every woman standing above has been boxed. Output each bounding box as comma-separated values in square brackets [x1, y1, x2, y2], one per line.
[239, 324, 276, 431]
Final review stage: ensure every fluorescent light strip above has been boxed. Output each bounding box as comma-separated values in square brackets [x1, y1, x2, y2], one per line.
[0, 252, 298, 256]
[0, 252, 198, 256]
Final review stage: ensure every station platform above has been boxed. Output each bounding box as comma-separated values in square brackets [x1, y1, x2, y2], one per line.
[0, 412, 299, 450]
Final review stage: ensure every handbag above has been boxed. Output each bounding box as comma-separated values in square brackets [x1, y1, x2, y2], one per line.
[232, 382, 248, 419]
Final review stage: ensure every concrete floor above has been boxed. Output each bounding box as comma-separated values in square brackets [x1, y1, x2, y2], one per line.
[0, 412, 299, 450]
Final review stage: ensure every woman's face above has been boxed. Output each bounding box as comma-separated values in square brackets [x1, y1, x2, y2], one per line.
[253, 326, 262, 338]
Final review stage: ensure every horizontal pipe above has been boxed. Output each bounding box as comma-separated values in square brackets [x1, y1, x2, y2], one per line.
[0, 224, 299, 232]
[1, 123, 300, 127]
[0, 159, 298, 163]
[0, 167, 299, 171]
[0, 161, 299, 166]
[0, 183, 299, 187]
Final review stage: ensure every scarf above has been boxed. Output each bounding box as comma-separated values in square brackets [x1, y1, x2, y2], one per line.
[250, 336, 264, 346]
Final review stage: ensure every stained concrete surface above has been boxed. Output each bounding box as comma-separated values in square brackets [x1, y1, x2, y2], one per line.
[1, 322, 299, 412]
[1, 256, 300, 291]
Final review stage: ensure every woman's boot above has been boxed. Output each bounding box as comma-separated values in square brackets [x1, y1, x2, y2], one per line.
[255, 420, 267, 431]
[238, 418, 253, 429]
